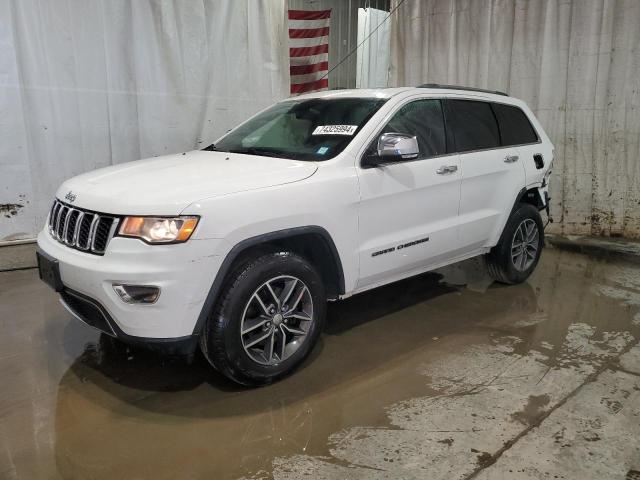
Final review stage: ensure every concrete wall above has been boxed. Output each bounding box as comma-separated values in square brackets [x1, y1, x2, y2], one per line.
[390, 0, 640, 239]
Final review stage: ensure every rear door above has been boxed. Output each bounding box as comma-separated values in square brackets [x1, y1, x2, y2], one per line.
[446, 99, 526, 251]
[491, 102, 547, 188]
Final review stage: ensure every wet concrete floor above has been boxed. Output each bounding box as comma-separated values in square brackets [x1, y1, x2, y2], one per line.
[1, 246, 640, 479]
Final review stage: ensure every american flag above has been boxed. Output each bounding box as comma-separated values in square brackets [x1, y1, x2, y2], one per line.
[288, 9, 331, 95]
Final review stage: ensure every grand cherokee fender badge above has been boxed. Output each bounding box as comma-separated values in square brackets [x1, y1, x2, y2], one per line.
[372, 237, 429, 257]
[64, 191, 77, 203]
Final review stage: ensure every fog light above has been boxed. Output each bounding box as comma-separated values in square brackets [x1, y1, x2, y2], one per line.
[113, 284, 160, 304]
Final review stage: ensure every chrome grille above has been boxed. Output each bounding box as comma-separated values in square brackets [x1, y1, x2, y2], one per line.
[48, 200, 119, 255]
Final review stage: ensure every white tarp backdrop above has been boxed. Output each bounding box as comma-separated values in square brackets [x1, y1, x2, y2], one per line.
[0, 0, 289, 242]
[356, 7, 390, 88]
[390, 0, 640, 238]
[2, 0, 639, 242]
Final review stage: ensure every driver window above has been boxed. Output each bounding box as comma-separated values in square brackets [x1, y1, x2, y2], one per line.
[379, 99, 446, 159]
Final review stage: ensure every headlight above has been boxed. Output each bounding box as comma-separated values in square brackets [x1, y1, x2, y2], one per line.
[118, 216, 199, 243]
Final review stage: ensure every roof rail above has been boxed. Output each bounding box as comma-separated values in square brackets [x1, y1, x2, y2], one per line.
[417, 83, 508, 96]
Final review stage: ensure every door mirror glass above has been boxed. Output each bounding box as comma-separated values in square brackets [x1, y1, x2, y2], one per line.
[377, 133, 419, 160]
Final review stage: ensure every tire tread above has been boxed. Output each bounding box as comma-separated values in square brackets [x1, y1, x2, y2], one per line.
[201, 253, 274, 385]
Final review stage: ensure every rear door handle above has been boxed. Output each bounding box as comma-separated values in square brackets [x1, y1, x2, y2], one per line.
[436, 165, 458, 174]
[504, 155, 519, 163]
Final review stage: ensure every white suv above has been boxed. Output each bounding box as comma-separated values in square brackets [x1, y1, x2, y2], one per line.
[37, 85, 553, 385]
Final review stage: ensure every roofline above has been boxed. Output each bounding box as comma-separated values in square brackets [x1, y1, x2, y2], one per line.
[417, 83, 508, 97]
[285, 87, 414, 101]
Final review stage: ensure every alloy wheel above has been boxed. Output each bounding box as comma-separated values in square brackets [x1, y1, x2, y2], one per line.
[240, 275, 314, 366]
[511, 218, 539, 271]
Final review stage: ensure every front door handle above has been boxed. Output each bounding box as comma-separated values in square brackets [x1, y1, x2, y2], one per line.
[504, 155, 519, 163]
[436, 165, 458, 175]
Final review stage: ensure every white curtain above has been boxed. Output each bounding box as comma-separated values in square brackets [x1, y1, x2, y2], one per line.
[390, 0, 640, 238]
[0, 0, 289, 242]
[356, 7, 390, 88]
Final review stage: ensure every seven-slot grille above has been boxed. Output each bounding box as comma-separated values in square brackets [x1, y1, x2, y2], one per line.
[48, 200, 119, 255]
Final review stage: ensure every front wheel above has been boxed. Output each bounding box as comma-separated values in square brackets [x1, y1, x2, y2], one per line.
[486, 203, 544, 284]
[200, 251, 326, 386]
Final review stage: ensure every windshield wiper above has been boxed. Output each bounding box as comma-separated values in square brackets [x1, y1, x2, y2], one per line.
[227, 147, 286, 158]
[202, 143, 217, 151]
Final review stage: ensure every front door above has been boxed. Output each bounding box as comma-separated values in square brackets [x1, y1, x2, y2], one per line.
[356, 98, 461, 289]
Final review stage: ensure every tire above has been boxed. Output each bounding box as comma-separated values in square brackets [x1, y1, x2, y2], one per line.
[486, 203, 544, 285]
[200, 251, 326, 386]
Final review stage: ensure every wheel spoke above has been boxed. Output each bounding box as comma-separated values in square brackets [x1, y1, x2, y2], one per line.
[253, 293, 270, 316]
[265, 282, 280, 309]
[282, 323, 306, 336]
[520, 249, 527, 269]
[263, 330, 275, 362]
[278, 326, 287, 360]
[241, 316, 269, 335]
[245, 330, 272, 349]
[285, 311, 312, 322]
[279, 278, 298, 308]
[289, 285, 308, 312]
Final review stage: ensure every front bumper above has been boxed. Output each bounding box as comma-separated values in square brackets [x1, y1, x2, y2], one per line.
[58, 287, 199, 355]
[37, 227, 226, 349]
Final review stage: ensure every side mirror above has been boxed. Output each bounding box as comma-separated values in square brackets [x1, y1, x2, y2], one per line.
[362, 133, 420, 168]
[378, 133, 419, 159]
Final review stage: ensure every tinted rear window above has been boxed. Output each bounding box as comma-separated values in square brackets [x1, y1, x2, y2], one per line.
[492, 103, 538, 146]
[448, 100, 500, 152]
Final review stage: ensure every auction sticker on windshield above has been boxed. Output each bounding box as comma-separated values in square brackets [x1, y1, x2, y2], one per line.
[312, 125, 358, 136]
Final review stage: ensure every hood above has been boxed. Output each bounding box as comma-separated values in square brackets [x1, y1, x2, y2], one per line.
[56, 151, 318, 215]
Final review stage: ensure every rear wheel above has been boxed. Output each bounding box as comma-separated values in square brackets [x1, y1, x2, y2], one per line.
[200, 251, 326, 386]
[486, 203, 544, 284]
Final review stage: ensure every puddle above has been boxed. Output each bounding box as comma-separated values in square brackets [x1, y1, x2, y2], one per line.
[1, 247, 639, 479]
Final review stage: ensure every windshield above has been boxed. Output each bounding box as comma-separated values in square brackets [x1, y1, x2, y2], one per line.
[208, 98, 386, 161]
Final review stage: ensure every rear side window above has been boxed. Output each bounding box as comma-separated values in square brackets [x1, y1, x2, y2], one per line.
[492, 103, 539, 145]
[447, 100, 500, 152]
[381, 99, 446, 158]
